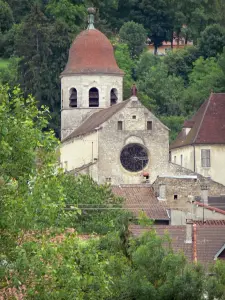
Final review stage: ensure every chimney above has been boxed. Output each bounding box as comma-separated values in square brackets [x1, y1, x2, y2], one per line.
[185, 220, 193, 244]
[201, 184, 209, 206]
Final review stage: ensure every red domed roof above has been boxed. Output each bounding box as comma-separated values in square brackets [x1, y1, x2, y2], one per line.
[62, 29, 124, 76]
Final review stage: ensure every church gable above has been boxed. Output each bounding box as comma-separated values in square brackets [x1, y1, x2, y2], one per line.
[101, 97, 169, 134]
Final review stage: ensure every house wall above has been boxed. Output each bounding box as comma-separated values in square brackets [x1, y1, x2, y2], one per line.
[170, 145, 225, 186]
[170, 207, 225, 226]
[153, 176, 225, 210]
[61, 74, 123, 140]
[60, 132, 98, 173]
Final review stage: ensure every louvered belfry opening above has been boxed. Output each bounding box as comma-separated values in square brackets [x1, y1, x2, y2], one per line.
[69, 88, 77, 107]
[110, 88, 118, 106]
[89, 87, 99, 107]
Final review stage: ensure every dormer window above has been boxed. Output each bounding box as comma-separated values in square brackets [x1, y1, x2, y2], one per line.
[110, 88, 118, 106]
[89, 87, 99, 107]
[69, 88, 77, 107]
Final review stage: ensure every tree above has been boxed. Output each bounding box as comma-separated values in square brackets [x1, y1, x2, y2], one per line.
[14, 4, 76, 135]
[137, 61, 185, 116]
[119, 21, 147, 58]
[198, 24, 225, 58]
[163, 46, 201, 83]
[114, 43, 135, 99]
[62, 174, 128, 234]
[0, 0, 14, 33]
[183, 56, 225, 114]
[130, 0, 173, 54]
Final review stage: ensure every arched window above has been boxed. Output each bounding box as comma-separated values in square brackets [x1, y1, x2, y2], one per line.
[69, 88, 77, 107]
[89, 87, 99, 107]
[110, 88, 118, 106]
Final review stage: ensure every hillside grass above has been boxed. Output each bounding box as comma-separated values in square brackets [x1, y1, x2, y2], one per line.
[0, 58, 10, 70]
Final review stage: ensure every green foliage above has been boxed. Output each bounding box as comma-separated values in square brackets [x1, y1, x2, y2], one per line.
[183, 56, 225, 113]
[163, 46, 201, 83]
[160, 115, 186, 142]
[0, 57, 19, 86]
[114, 43, 134, 99]
[119, 21, 147, 58]
[198, 24, 225, 58]
[0, 0, 14, 33]
[130, 0, 172, 53]
[63, 174, 128, 234]
[137, 61, 185, 116]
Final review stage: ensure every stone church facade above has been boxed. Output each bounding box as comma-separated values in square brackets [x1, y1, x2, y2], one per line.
[60, 9, 198, 185]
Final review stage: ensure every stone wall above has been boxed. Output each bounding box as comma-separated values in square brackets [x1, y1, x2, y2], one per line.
[61, 74, 123, 140]
[97, 98, 170, 185]
[153, 175, 225, 209]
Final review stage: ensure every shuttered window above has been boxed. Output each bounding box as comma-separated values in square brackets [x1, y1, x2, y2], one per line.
[201, 149, 210, 167]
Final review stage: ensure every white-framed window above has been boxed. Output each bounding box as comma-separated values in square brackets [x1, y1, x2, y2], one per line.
[201, 149, 210, 167]
[174, 156, 176, 164]
[181, 154, 183, 166]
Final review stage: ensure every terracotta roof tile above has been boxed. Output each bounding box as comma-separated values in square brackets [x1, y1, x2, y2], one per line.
[171, 93, 225, 149]
[129, 225, 192, 261]
[130, 224, 225, 264]
[62, 29, 124, 76]
[112, 185, 169, 220]
[63, 99, 130, 141]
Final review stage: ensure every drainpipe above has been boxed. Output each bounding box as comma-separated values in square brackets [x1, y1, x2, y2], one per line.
[193, 223, 197, 263]
[193, 145, 196, 172]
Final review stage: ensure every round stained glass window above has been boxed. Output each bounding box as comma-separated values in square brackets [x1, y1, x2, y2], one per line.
[120, 143, 148, 172]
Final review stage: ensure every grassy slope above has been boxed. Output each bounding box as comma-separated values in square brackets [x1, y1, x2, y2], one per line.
[0, 58, 10, 69]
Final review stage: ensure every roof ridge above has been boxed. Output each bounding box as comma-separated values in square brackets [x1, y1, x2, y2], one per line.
[193, 94, 212, 144]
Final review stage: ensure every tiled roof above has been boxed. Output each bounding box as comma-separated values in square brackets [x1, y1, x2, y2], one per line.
[195, 225, 225, 264]
[129, 225, 192, 261]
[112, 185, 169, 220]
[61, 29, 124, 76]
[170, 93, 225, 149]
[63, 99, 130, 142]
[130, 223, 225, 264]
[194, 220, 225, 225]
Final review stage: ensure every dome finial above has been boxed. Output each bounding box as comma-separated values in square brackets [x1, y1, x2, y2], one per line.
[87, 7, 96, 30]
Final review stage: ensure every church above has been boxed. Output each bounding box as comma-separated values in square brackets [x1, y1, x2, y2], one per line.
[60, 8, 195, 185]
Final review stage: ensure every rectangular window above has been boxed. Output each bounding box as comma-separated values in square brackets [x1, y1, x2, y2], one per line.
[118, 121, 123, 130]
[181, 154, 183, 166]
[147, 121, 152, 130]
[174, 156, 176, 164]
[201, 149, 210, 167]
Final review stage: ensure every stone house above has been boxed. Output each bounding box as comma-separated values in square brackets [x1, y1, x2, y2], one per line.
[170, 93, 225, 186]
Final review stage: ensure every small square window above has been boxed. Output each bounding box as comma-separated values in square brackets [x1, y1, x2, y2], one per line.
[174, 195, 178, 200]
[132, 115, 136, 119]
[147, 121, 152, 130]
[118, 121, 123, 130]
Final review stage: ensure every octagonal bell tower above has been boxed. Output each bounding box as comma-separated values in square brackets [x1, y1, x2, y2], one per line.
[60, 8, 124, 140]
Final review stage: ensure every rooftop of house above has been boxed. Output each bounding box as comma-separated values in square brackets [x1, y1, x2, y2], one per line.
[130, 223, 225, 265]
[170, 93, 225, 149]
[112, 185, 169, 221]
